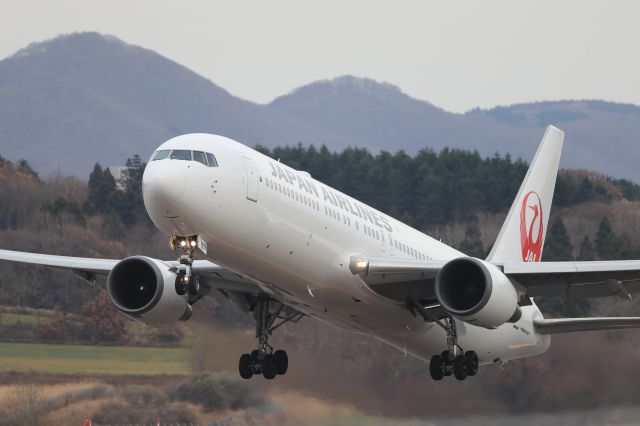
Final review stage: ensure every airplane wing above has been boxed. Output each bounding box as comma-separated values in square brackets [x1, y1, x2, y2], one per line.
[0, 249, 261, 294]
[350, 255, 640, 328]
[351, 255, 640, 302]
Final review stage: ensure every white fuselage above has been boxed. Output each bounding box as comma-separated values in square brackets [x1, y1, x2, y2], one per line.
[142, 134, 550, 365]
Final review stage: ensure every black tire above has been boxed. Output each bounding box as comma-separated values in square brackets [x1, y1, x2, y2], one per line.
[441, 350, 450, 360]
[429, 355, 444, 380]
[274, 349, 288, 375]
[262, 354, 277, 380]
[453, 355, 467, 381]
[175, 276, 187, 295]
[465, 351, 479, 376]
[251, 350, 260, 362]
[239, 354, 253, 379]
[188, 276, 200, 296]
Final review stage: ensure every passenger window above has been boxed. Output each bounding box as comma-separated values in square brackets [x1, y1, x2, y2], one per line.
[206, 153, 219, 167]
[170, 150, 192, 160]
[193, 151, 207, 165]
[152, 150, 170, 160]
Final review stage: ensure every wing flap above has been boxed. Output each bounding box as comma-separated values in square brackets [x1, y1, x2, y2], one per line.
[349, 256, 445, 303]
[502, 260, 640, 299]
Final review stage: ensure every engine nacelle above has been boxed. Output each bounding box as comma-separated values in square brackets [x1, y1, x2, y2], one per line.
[435, 257, 521, 329]
[106, 256, 191, 326]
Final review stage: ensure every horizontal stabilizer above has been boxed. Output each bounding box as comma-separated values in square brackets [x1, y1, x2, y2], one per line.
[534, 317, 640, 334]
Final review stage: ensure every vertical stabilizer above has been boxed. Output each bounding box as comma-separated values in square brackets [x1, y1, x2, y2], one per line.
[487, 126, 564, 263]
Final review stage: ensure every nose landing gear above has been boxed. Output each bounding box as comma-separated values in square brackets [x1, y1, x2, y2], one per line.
[239, 297, 303, 380]
[170, 235, 201, 297]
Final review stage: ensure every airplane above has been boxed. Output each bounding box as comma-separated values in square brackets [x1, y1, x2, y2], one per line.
[3, 125, 640, 381]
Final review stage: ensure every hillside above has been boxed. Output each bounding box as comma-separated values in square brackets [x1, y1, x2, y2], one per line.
[1, 33, 640, 181]
[0, 33, 348, 177]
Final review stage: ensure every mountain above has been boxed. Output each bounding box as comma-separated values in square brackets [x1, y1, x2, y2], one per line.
[0, 33, 349, 176]
[270, 75, 525, 154]
[271, 78, 640, 181]
[1, 32, 640, 182]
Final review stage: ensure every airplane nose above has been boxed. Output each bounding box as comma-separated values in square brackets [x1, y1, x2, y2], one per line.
[142, 161, 186, 216]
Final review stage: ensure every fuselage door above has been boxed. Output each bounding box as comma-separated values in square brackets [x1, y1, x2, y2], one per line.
[243, 156, 259, 202]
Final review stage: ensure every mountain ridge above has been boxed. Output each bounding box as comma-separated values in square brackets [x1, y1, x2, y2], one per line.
[1, 32, 639, 182]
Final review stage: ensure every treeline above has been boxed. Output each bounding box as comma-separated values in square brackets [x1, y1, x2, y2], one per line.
[50, 155, 148, 231]
[0, 153, 148, 234]
[258, 144, 640, 227]
[2, 146, 640, 325]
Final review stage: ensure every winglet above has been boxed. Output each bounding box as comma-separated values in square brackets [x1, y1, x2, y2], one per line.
[487, 126, 564, 263]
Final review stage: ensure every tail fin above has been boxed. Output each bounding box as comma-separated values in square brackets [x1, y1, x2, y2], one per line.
[487, 125, 564, 263]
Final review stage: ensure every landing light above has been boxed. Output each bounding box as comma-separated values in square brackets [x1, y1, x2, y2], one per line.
[349, 258, 370, 274]
[180, 240, 187, 248]
[190, 240, 197, 248]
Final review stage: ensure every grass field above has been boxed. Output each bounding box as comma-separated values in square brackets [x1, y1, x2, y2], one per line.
[0, 342, 190, 375]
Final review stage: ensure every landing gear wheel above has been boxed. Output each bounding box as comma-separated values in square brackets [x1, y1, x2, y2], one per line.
[274, 350, 288, 375]
[251, 350, 260, 362]
[188, 276, 200, 296]
[465, 351, 479, 376]
[175, 276, 187, 295]
[239, 354, 253, 379]
[262, 354, 277, 380]
[429, 355, 445, 380]
[441, 350, 453, 376]
[453, 355, 468, 381]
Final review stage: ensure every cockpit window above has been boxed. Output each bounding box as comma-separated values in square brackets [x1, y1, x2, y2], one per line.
[193, 151, 207, 166]
[206, 152, 219, 167]
[170, 150, 192, 161]
[152, 150, 170, 161]
[151, 149, 218, 166]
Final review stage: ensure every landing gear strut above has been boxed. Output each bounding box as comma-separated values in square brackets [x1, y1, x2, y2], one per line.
[238, 297, 303, 380]
[429, 316, 479, 381]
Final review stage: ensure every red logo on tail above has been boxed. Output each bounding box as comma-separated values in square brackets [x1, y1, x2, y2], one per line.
[520, 191, 543, 262]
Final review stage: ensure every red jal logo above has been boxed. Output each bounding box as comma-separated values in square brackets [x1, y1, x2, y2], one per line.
[520, 191, 543, 262]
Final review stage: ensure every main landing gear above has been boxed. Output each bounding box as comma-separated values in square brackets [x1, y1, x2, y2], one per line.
[239, 298, 303, 380]
[429, 316, 479, 381]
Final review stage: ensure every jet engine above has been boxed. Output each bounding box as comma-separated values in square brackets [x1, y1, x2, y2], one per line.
[106, 256, 191, 326]
[435, 257, 521, 328]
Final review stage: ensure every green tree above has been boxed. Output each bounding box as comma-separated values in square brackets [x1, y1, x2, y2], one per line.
[595, 216, 633, 260]
[85, 163, 117, 214]
[543, 217, 573, 261]
[458, 219, 485, 258]
[116, 154, 147, 224]
[577, 235, 596, 261]
[15, 159, 39, 180]
[0, 153, 10, 168]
